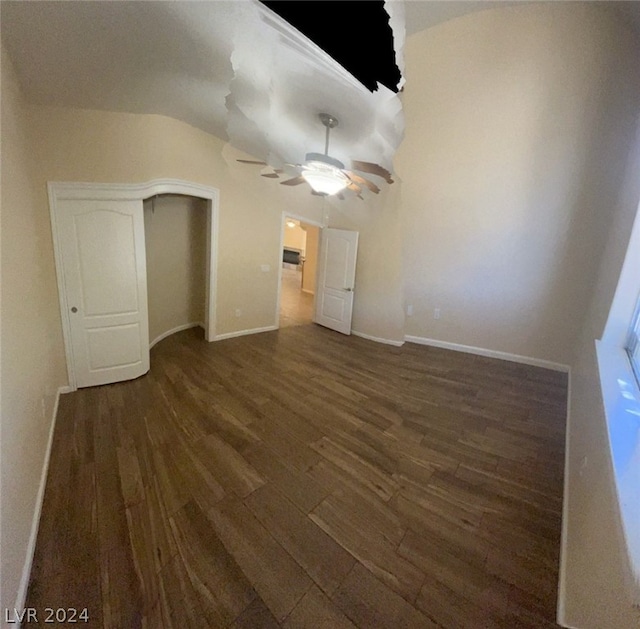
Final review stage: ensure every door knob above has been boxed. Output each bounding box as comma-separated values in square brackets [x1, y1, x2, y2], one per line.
[71, 306, 78, 313]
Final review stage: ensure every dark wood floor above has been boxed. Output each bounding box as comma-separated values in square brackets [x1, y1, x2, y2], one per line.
[26, 324, 567, 628]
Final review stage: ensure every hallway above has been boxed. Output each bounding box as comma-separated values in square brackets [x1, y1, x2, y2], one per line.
[279, 265, 314, 328]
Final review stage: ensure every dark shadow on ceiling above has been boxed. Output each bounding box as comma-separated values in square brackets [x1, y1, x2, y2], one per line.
[261, 0, 401, 93]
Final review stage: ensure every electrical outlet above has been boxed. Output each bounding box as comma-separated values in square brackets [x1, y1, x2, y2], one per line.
[434, 308, 441, 320]
[406, 304, 413, 316]
[260, 264, 270, 272]
[235, 309, 242, 317]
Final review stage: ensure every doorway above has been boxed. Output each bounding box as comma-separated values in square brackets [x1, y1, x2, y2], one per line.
[143, 194, 208, 348]
[278, 215, 321, 328]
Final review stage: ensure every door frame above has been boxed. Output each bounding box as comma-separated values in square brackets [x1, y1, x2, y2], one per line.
[48, 179, 220, 391]
[275, 211, 324, 328]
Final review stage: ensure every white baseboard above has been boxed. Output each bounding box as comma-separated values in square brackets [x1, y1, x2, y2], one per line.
[15, 385, 69, 615]
[352, 329, 405, 347]
[404, 335, 570, 372]
[149, 322, 203, 349]
[556, 370, 572, 627]
[214, 325, 278, 341]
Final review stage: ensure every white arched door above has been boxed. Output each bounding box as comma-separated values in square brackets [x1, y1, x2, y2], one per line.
[55, 198, 150, 388]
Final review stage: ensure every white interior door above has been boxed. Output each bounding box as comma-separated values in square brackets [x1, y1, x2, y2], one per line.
[55, 198, 149, 388]
[315, 227, 359, 335]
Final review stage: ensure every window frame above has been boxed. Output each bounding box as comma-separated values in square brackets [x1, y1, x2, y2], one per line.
[626, 295, 640, 388]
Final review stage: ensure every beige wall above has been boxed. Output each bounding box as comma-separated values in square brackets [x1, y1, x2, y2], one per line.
[0, 50, 68, 612]
[144, 195, 207, 344]
[396, 3, 640, 365]
[301, 225, 319, 295]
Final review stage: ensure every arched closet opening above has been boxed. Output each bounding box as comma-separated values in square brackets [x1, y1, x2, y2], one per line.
[144, 194, 208, 348]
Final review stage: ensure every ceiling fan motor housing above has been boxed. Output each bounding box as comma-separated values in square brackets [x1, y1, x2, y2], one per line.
[304, 152, 345, 170]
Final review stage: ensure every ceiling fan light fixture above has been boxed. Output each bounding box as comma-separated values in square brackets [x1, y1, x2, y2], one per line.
[301, 153, 348, 196]
[302, 162, 349, 196]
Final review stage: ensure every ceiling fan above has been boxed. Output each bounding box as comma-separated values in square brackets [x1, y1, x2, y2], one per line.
[237, 113, 394, 199]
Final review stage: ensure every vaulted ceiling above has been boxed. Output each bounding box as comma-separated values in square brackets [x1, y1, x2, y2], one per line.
[4, 1, 636, 176]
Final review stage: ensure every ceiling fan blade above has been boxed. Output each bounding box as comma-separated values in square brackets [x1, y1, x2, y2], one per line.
[261, 169, 283, 179]
[351, 160, 394, 184]
[237, 159, 268, 165]
[345, 171, 380, 194]
[346, 182, 365, 200]
[280, 176, 306, 186]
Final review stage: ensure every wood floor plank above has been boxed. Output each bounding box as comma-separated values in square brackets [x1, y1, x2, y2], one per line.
[250, 417, 322, 472]
[394, 478, 485, 534]
[417, 572, 511, 629]
[242, 442, 330, 513]
[169, 501, 258, 627]
[150, 442, 192, 516]
[398, 527, 491, 599]
[283, 586, 357, 629]
[230, 597, 280, 629]
[310, 436, 399, 501]
[206, 495, 313, 622]
[194, 432, 265, 499]
[94, 388, 144, 628]
[310, 494, 424, 603]
[318, 485, 406, 547]
[125, 478, 178, 608]
[245, 484, 356, 596]
[331, 563, 437, 629]
[157, 554, 210, 629]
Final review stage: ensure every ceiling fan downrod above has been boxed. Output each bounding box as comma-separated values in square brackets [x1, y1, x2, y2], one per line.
[319, 113, 338, 156]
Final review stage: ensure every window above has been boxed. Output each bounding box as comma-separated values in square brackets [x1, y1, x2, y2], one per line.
[627, 296, 640, 387]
